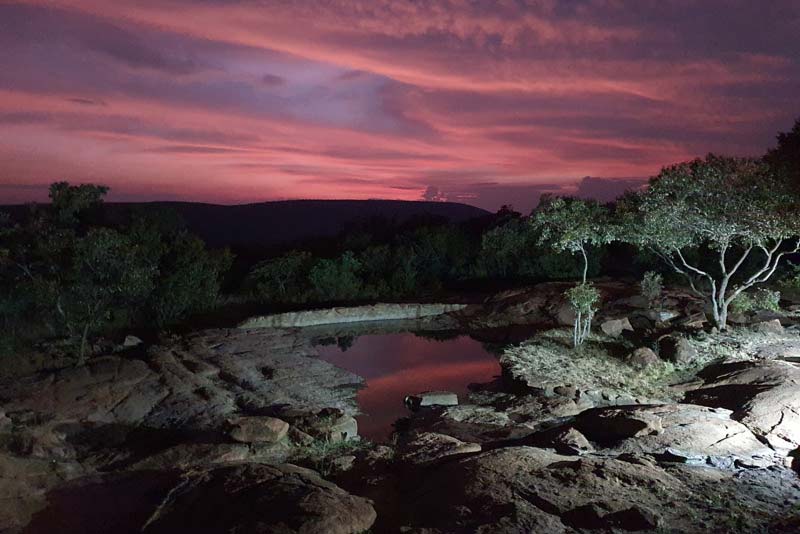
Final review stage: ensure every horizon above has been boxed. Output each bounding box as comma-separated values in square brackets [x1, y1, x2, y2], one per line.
[1, 1, 799, 213]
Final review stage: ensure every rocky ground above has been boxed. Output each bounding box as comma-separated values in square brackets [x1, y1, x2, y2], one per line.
[1, 281, 800, 533]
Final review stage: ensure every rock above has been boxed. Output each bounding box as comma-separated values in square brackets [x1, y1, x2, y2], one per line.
[613, 295, 650, 309]
[574, 405, 664, 441]
[129, 443, 253, 470]
[370, 444, 396, 460]
[0, 453, 86, 532]
[286, 409, 360, 443]
[658, 335, 698, 364]
[527, 426, 594, 455]
[239, 302, 467, 328]
[755, 341, 800, 360]
[605, 506, 661, 531]
[228, 416, 289, 444]
[443, 404, 511, 426]
[625, 347, 660, 368]
[600, 317, 634, 338]
[331, 455, 356, 472]
[404, 446, 798, 533]
[122, 335, 143, 348]
[561, 503, 607, 529]
[553, 301, 576, 327]
[399, 432, 482, 465]
[405, 391, 459, 411]
[288, 426, 315, 446]
[754, 319, 784, 335]
[0, 328, 365, 433]
[327, 414, 359, 442]
[27, 463, 377, 534]
[685, 360, 800, 452]
[180, 358, 218, 377]
[643, 309, 680, 322]
[575, 404, 769, 460]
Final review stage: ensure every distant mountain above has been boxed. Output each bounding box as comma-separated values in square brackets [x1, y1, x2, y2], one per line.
[2, 199, 489, 248]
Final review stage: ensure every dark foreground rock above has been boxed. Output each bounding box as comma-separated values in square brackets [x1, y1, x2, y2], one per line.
[403, 446, 800, 533]
[22, 463, 376, 534]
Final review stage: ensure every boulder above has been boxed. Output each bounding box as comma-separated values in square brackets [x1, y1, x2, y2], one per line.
[129, 443, 254, 470]
[625, 347, 659, 369]
[526, 426, 594, 455]
[685, 360, 800, 451]
[122, 335, 143, 348]
[399, 432, 482, 465]
[403, 446, 798, 533]
[754, 319, 785, 335]
[575, 404, 769, 461]
[643, 309, 680, 322]
[658, 335, 698, 364]
[574, 405, 663, 441]
[285, 409, 360, 443]
[228, 416, 289, 444]
[405, 391, 459, 410]
[600, 317, 634, 338]
[24, 463, 377, 534]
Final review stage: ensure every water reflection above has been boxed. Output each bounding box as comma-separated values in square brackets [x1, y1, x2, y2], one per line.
[317, 333, 501, 442]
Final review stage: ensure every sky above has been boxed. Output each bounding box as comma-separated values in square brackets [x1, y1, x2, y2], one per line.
[0, 1, 798, 213]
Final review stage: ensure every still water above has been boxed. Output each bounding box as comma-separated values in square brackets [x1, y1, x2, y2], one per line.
[317, 333, 501, 442]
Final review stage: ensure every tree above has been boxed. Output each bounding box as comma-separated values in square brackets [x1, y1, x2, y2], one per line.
[309, 252, 364, 301]
[766, 117, 800, 191]
[49, 181, 108, 227]
[531, 196, 615, 284]
[247, 250, 313, 303]
[68, 228, 158, 359]
[619, 154, 800, 330]
[148, 233, 233, 326]
[531, 196, 615, 346]
[565, 283, 600, 347]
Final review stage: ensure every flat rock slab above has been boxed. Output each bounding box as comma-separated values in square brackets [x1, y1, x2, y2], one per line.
[405, 391, 459, 410]
[0, 328, 363, 432]
[573, 404, 770, 460]
[398, 432, 482, 465]
[239, 303, 467, 328]
[685, 359, 800, 452]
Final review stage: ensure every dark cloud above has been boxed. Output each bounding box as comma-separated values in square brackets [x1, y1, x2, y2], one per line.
[262, 73, 286, 86]
[67, 98, 107, 107]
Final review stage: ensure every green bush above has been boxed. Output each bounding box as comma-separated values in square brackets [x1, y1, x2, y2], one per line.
[640, 271, 663, 308]
[0, 183, 232, 357]
[247, 250, 313, 303]
[309, 252, 364, 302]
[779, 264, 800, 291]
[730, 289, 781, 314]
[565, 283, 600, 347]
[148, 234, 233, 326]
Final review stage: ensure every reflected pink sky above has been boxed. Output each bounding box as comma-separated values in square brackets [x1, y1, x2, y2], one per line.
[1, 2, 799, 212]
[318, 333, 500, 442]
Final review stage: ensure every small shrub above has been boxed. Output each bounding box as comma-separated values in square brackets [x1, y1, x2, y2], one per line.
[565, 283, 600, 347]
[730, 289, 781, 314]
[640, 271, 663, 308]
[779, 264, 800, 292]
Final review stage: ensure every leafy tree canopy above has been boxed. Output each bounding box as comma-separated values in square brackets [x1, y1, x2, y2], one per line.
[619, 154, 800, 329]
[531, 196, 615, 283]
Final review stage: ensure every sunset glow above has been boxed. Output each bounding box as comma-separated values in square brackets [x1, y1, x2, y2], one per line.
[1, 1, 799, 211]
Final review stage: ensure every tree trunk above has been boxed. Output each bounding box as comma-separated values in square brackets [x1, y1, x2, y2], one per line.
[580, 246, 588, 285]
[79, 322, 90, 364]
